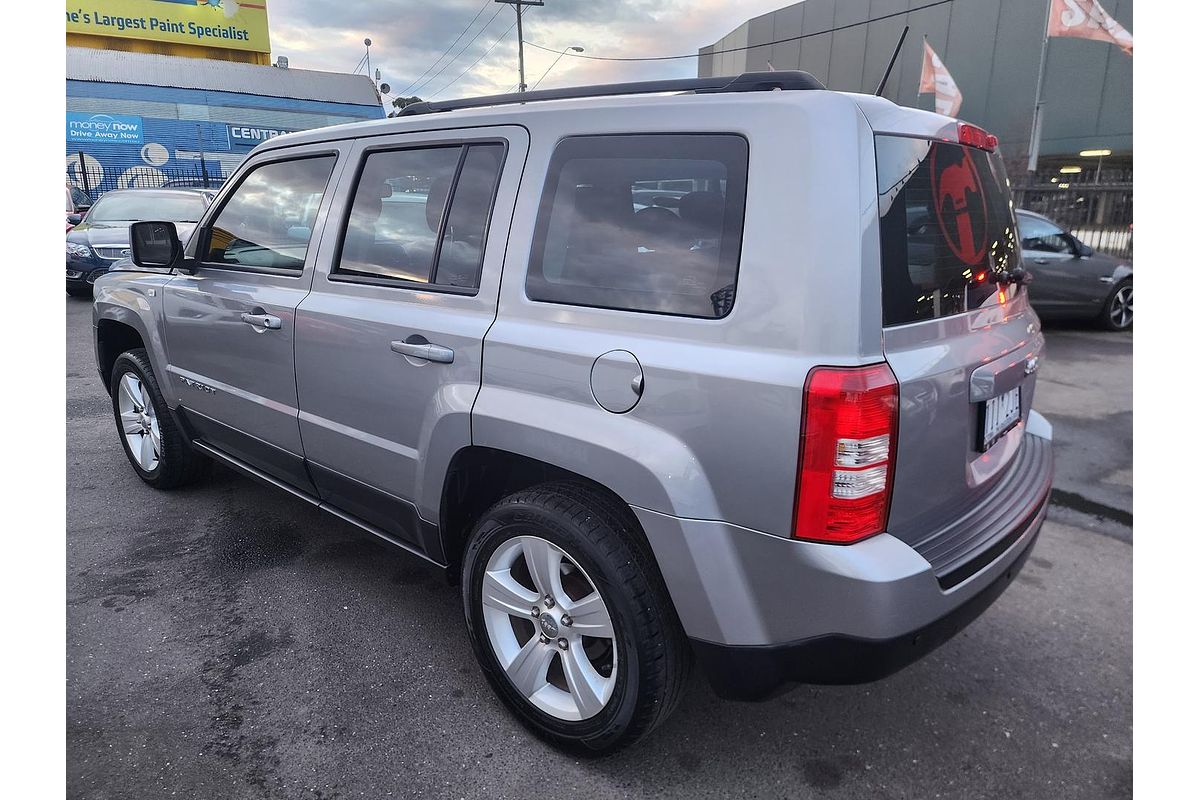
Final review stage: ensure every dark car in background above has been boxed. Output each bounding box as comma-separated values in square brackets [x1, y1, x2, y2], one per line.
[66, 188, 211, 297]
[66, 184, 93, 232]
[1017, 209, 1132, 330]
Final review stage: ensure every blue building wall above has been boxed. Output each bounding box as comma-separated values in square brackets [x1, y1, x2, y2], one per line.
[66, 80, 383, 194]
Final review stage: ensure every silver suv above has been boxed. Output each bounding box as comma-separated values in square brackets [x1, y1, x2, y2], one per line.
[93, 72, 1053, 754]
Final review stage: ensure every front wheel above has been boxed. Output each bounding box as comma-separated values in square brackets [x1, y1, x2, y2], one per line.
[109, 348, 208, 489]
[1100, 279, 1132, 331]
[461, 483, 691, 754]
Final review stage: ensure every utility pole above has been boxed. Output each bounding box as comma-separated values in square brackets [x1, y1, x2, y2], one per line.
[495, 0, 544, 92]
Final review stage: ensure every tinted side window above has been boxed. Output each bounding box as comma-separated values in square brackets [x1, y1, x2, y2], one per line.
[434, 144, 504, 288]
[204, 156, 336, 271]
[526, 134, 748, 318]
[1018, 215, 1073, 253]
[336, 143, 504, 289]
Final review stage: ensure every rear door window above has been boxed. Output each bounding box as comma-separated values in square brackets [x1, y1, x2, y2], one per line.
[526, 134, 748, 318]
[876, 136, 1021, 326]
[335, 143, 504, 290]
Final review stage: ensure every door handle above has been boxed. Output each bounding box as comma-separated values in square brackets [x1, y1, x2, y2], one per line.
[240, 312, 282, 330]
[1033, 258, 1050, 265]
[391, 337, 454, 364]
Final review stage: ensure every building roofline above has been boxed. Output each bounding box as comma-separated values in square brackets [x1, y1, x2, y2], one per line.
[66, 47, 382, 107]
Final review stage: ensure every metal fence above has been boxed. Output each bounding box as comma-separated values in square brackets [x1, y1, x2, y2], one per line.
[68, 151, 228, 200]
[1013, 183, 1133, 260]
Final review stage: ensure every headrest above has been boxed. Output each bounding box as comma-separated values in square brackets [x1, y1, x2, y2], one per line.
[678, 191, 726, 232]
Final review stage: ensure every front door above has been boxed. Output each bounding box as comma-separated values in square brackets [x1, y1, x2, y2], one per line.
[162, 145, 346, 491]
[294, 126, 527, 554]
[1018, 213, 1086, 312]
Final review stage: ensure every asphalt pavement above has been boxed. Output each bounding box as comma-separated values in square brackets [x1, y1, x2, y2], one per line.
[66, 296, 1132, 799]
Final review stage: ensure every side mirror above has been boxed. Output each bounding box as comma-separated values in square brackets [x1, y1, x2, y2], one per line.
[1070, 235, 1094, 258]
[66, 213, 83, 226]
[130, 221, 187, 271]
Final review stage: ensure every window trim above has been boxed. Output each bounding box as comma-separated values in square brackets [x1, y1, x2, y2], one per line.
[523, 132, 750, 321]
[193, 150, 341, 278]
[328, 137, 510, 296]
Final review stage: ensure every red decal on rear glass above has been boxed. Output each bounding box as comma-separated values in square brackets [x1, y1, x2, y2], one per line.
[931, 144, 989, 266]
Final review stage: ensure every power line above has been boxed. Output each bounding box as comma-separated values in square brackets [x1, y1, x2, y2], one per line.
[409, 5, 506, 97]
[526, 0, 955, 63]
[394, 0, 494, 97]
[429, 19, 518, 99]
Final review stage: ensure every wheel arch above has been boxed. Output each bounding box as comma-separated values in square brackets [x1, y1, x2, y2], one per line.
[95, 318, 147, 393]
[438, 446, 654, 579]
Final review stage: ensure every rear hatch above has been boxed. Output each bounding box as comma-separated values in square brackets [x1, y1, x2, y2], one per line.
[872, 128, 1046, 567]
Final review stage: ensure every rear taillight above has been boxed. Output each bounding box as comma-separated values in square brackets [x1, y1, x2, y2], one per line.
[958, 122, 998, 152]
[793, 364, 899, 544]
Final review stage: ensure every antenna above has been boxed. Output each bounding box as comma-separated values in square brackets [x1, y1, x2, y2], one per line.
[875, 25, 909, 97]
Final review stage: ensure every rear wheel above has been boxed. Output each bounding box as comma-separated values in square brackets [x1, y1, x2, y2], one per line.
[461, 482, 690, 754]
[1100, 279, 1132, 331]
[109, 349, 208, 489]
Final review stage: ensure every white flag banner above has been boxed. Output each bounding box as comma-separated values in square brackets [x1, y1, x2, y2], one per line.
[918, 41, 963, 117]
[1048, 0, 1133, 56]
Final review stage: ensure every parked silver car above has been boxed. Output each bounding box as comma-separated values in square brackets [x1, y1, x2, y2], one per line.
[1016, 209, 1133, 330]
[92, 72, 1053, 754]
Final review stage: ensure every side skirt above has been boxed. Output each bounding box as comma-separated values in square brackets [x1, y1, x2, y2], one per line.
[189, 438, 448, 576]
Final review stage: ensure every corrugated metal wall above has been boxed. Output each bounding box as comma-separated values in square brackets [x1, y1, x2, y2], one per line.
[66, 80, 383, 194]
[698, 0, 1133, 160]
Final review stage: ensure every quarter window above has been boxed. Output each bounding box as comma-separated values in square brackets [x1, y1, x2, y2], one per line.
[336, 143, 505, 290]
[204, 156, 336, 271]
[526, 134, 749, 318]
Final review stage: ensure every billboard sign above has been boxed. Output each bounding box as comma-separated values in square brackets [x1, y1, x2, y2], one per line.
[228, 124, 296, 149]
[67, 113, 144, 144]
[65, 0, 271, 54]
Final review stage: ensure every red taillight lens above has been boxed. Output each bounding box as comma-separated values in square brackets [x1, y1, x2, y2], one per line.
[957, 122, 997, 152]
[793, 364, 899, 544]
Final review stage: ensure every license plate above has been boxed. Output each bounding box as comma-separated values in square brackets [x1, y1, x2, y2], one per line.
[979, 386, 1021, 450]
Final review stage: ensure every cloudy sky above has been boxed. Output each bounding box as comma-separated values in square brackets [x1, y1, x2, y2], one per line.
[266, 0, 788, 104]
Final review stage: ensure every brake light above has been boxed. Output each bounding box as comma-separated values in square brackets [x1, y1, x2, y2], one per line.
[958, 123, 997, 152]
[794, 364, 899, 544]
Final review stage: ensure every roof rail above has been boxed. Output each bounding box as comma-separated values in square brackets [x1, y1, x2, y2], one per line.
[398, 70, 825, 116]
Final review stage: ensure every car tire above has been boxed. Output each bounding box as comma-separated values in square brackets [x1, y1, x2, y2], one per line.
[109, 348, 208, 489]
[66, 286, 92, 298]
[461, 481, 691, 755]
[1099, 278, 1132, 331]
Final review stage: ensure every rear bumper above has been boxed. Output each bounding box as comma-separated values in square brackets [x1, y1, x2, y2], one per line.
[635, 417, 1053, 700]
[691, 508, 1043, 699]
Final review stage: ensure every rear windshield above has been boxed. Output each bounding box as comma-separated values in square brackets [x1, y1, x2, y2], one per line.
[876, 136, 1021, 327]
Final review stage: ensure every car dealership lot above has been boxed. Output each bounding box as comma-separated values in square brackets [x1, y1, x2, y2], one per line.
[66, 298, 1131, 799]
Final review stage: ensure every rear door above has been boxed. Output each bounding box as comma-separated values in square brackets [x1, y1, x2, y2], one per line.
[162, 144, 346, 491]
[874, 134, 1044, 545]
[293, 126, 525, 552]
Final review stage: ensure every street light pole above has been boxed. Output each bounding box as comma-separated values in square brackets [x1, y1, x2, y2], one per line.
[495, 0, 544, 92]
[532, 45, 584, 90]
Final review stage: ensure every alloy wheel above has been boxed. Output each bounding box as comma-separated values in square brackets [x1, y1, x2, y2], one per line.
[481, 535, 618, 721]
[1109, 284, 1133, 329]
[117, 372, 161, 471]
